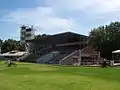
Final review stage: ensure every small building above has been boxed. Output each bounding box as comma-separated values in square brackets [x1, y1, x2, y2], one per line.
[112, 50, 120, 63]
[0, 50, 27, 61]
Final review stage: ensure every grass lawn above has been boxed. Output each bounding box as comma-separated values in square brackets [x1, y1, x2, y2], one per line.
[0, 62, 120, 90]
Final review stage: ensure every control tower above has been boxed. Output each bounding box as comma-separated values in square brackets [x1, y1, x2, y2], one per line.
[20, 25, 35, 43]
[20, 25, 35, 53]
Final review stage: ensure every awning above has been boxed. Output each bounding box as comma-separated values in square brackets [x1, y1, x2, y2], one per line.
[0, 51, 27, 57]
[112, 50, 120, 54]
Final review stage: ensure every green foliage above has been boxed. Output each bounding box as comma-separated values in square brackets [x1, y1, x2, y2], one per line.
[35, 34, 50, 40]
[0, 39, 2, 47]
[90, 22, 120, 59]
[1, 39, 25, 53]
[7, 60, 17, 67]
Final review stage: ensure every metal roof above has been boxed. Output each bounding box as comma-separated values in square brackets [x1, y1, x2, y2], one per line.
[112, 50, 120, 54]
[0, 51, 27, 57]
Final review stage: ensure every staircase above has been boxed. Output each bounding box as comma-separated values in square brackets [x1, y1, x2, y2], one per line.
[36, 49, 75, 64]
[49, 50, 75, 64]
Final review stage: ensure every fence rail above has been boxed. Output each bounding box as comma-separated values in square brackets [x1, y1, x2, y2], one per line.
[78, 59, 120, 66]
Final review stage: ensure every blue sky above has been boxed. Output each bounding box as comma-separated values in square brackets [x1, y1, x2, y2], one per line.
[0, 0, 120, 40]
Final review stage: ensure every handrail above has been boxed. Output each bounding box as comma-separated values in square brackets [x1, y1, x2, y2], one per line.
[59, 46, 89, 65]
[56, 41, 87, 47]
[59, 50, 78, 64]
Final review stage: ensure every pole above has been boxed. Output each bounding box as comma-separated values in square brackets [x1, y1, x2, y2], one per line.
[0, 47, 1, 54]
[79, 49, 81, 66]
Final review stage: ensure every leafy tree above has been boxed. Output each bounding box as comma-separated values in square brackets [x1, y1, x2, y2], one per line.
[90, 22, 120, 59]
[0, 39, 2, 47]
[35, 34, 42, 39]
[35, 34, 50, 40]
[1, 39, 25, 53]
[18, 42, 26, 51]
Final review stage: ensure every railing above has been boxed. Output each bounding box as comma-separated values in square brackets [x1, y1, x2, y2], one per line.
[108, 60, 120, 66]
[59, 50, 78, 64]
[80, 60, 120, 66]
[56, 41, 88, 47]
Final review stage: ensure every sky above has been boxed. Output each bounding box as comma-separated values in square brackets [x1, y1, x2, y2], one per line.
[1, 0, 120, 40]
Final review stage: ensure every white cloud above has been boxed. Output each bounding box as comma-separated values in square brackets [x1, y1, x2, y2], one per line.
[89, 0, 120, 14]
[46, 0, 120, 14]
[3, 7, 78, 34]
[46, 0, 120, 26]
[3, 0, 120, 37]
[46, 0, 97, 10]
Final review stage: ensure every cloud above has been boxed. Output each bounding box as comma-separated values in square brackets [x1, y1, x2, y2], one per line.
[46, 0, 120, 14]
[2, 0, 120, 38]
[45, 0, 120, 27]
[3, 7, 78, 34]
[46, 0, 98, 11]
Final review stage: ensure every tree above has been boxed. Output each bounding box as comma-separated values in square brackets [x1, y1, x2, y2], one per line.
[35, 34, 50, 40]
[17, 42, 26, 51]
[90, 22, 120, 59]
[1, 39, 17, 53]
[1, 39, 25, 53]
[0, 39, 2, 47]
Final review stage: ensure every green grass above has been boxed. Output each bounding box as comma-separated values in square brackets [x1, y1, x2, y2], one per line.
[0, 62, 120, 90]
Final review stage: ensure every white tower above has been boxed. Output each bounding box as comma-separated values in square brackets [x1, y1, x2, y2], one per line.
[20, 25, 35, 43]
[20, 25, 35, 53]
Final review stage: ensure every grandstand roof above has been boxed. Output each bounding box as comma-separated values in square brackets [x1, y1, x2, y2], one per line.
[29, 32, 88, 46]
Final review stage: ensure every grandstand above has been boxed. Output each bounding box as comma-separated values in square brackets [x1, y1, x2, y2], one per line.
[25, 32, 100, 65]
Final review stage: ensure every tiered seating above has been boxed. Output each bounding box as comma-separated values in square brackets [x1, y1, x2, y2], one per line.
[49, 49, 75, 64]
[36, 51, 59, 64]
[36, 47, 77, 64]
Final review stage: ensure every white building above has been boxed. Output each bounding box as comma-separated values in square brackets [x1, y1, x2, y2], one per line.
[20, 25, 35, 53]
[20, 25, 35, 43]
[0, 50, 28, 61]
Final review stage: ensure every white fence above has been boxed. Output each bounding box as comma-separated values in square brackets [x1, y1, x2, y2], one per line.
[79, 60, 120, 66]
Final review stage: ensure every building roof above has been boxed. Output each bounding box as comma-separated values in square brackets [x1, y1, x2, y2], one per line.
[0, 50, 27, 57]
[29, 32, 88, 46]
[112, 50, 120, 54]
